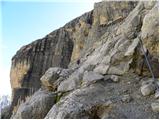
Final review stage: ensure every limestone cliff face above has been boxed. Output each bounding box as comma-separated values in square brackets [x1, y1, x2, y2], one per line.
[9, 1, 159, 119]
[10, 1, 137, 106]
[10, 28, 74, 107]
[70, 1, 137, 62]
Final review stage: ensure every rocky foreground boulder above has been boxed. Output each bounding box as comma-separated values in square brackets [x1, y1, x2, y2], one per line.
[3, 0, 159, 119]
[11, 89, 56, 119]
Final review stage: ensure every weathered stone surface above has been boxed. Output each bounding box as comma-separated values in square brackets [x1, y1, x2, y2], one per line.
[40, 67, 60, 90]
[121, 94, 132, 103]
[141, 79, 154, 86]
[45, 83, 107, 119]
[155, 90, 159, 99]
[10, 28, 74, 108]
[93, 1, 137, 26]
[101, 110, 127, 119]
[10, 1, 138, 109]
[71, 1, 137, 62]
[124, 38, 140, 56]
[141, 2, 159, 57]
[57, 70, 83, 92]
[82, 71, 104, 86]
[141, 83, 156, 96]
[79, 1, 144, 76]
[151, 102, 159, 112]
[40, 67, 73, 90]
[9, 1, 159, 119]
[110, 75, 119, 82]
[45, 73, 158, 119]
[138, 2, 159, 77]
[12, 89, 56, 119]
[57, 67, 86, 92]
[143, 1, 156, 9]
[93, 64, 109, 75]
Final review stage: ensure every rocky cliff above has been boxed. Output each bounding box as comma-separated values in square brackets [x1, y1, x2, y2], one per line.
[10, 1, 137, 108]
[2, 1, 159, 119]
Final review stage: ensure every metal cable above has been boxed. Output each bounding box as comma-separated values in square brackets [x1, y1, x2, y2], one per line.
[139, 38, 155, 80]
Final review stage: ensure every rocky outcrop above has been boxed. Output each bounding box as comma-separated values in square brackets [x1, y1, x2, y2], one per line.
[10, 28, 74, 110]
[10, 1, 137, 108]
[9, 0, 159, 119]
[82, 71, 104, 86]
[140, 2, 159, 77]
[40, 67, 73, 91]
[45, 74, 158, 119]
[151, 102, 159, 112]
[141, 81, 156, 96]
[11, 89, 56, 119]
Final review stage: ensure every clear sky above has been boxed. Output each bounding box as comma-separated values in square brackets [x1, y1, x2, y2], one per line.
[0, 0, 101, 96]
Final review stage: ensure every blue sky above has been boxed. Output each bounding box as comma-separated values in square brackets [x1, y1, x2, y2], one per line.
[0, 0, 101, 96]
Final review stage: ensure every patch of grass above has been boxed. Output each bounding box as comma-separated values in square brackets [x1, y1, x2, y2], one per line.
[55, 93, 63, 103]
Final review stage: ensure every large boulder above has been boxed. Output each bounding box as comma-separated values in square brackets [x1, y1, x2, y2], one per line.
[57, 69, 83, 92]
[93, 64, 109, 75]
[140, 2, 159, 77]
[82, 71, 104, 86]
[40, 67, 73, 90]
[151, 102, 159, 112]
[57, 67, 86, 92]
[141, 2, 159, 57]
[12, 89, 56, 119]
[140, 83, 155, 96]
[140, 79, 157, 96]
[45, 83, 107, 119]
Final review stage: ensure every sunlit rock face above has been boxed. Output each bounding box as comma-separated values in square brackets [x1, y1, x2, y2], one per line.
[10, 28, 74, 108]
[9, 1, 159, 119]
[70, 1, 137, 62]
[10, 1, 136, 108]
[140, 2, 159, 77]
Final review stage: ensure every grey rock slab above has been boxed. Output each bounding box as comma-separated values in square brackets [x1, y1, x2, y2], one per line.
[154, 90, 159, 99]
[57, 71, 83, 92]
[124, 38, 139, 56]
[110, 75, 119, 82]
[46, 83, 106, 119]
[40, 67, 61, 90]
[82, 71, 104, 86]
[151, 102, 159, 112]
[40, 67, 73, 90]
[140, 83, 156, 96]
[12, 89, 56, 119]
[94, 64, 109, 75]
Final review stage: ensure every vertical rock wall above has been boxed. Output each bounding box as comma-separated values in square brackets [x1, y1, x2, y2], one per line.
[10, 28, 74, 108]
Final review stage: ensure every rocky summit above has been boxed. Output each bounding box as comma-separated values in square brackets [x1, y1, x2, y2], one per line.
[1, 1, 159, 119]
